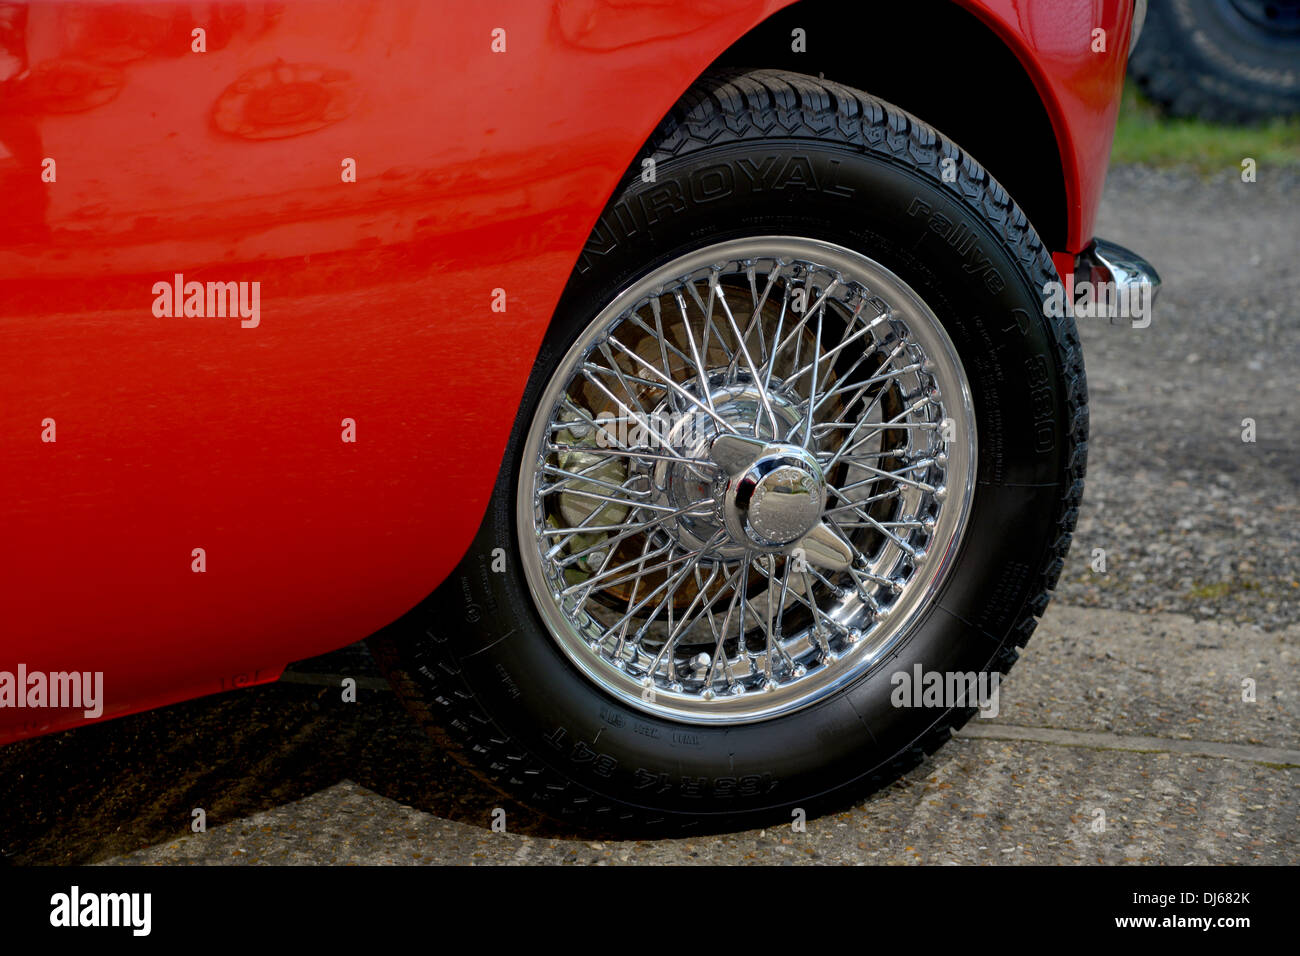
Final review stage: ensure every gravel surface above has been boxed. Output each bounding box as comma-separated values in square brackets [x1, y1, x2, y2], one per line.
[1056, 166, 1300, 631]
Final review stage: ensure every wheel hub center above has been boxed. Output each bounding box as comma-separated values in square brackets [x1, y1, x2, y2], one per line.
[652, 382, 814, 558]
[725, 445, 826, 549]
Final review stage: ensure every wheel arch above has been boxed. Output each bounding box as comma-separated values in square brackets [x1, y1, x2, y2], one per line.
[697, 0, 1072, 251]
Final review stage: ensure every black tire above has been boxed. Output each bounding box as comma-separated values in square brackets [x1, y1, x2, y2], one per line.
[1130, 0, 1300, 124]
[368, 70, 1088, 834]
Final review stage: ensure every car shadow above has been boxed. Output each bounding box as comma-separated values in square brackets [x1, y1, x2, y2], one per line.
[0, 642, 577, 865]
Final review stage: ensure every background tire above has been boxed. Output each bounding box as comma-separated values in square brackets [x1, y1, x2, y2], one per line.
[1130, 0, 1300, 124]
[368, 70, 1088, 834]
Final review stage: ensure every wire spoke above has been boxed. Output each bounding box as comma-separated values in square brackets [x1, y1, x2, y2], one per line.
[520, 242, 972, 719]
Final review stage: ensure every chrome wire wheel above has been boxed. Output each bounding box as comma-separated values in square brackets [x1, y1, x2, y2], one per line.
[518, 237, 977, 724]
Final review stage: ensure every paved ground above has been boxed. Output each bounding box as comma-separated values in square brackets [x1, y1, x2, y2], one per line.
[1057, 166, 1299, 632]
[2, 166, 1297, 866]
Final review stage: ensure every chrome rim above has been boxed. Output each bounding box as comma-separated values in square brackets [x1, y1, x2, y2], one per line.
[517, 237, 977, 724]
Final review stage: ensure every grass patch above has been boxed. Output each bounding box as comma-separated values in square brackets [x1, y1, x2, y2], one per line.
[1110, 83, 1300, 172]
[1184, 579, 1261, 601]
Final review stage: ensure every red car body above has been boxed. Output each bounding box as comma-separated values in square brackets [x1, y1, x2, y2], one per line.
[0, 0, 1133, 744]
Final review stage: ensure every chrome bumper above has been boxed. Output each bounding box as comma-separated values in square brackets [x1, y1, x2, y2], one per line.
[1075, 238, 1162, 328]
